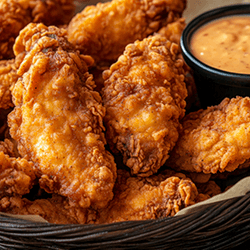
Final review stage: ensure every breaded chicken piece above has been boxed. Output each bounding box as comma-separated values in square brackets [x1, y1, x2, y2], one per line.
[158, 17, 186, 45]
[0, 151, 36, 198]
[94, 169, 198, 224]
[158, 18, 199, 112]
[195, 181, 222, 202]
[8, 23, 117, 209]
[0, 59, 19, 109]
[0, 194, 94, 224]
[67, 0, 187, 64]
[166, 96, 250, 174]
[102, 34, 187, 176]
[0, 0, 75, 59]
[0, 139, 19, 157]
[90, 18, 188, 94]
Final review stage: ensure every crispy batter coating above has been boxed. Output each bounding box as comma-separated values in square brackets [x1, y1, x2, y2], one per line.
[67, 0, 187, 64]
[0, 169, 198, 224]
[0, 59, 19, 109]
[167, 96, 250, 174]
[0, 0, 75, 59]
[103, 34, 187, 176]
[95, 169, 198, 224]
[195, 181, 222, 202]
[0, 151, 36, 198]
[90, 18, 188, 94]
[158, 18, 199, 112]
[8, 23, 117, 209]
[158, 17, 186, 45]
[0, 194, 96, 224]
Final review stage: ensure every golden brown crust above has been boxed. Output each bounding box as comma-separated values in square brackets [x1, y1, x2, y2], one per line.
[0, 59, 19, 109]
[94, 169, 198, 224]
[167, 96, 250, 174]
[8, 23, 117, 209]
[103, 34, 187, 176]
[67, 0, 187, 64]
[0, 0, 75, 59]
[0, 194, 93, 224]
[0, 151, 36, 198]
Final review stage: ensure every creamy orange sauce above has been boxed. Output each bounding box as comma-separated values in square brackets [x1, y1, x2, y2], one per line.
[191, 15, 250, 74]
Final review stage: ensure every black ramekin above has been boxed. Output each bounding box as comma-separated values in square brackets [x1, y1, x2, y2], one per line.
[181, 4, 250, 109]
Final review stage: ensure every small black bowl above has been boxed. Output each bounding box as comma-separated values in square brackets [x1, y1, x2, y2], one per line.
[181, 4, 250, 109]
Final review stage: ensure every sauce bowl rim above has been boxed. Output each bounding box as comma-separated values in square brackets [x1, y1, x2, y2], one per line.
[181, 3, 250, 82]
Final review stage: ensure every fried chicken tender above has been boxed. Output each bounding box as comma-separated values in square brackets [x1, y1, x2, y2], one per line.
[158, 18, 199, 112]
[0, 151, 36, 198]
[0, 194, 95, 224]
[0, 0, 75, 59]
[167, 96, 250, 174]
[0, 59, 19, 109]
[158, 17, 186, 45]
[94, 169, 198, 224]
[90, 18, 188, 94]
[8, 23, 117, 209]
[102, 34, 187, 176]
[195, 181, 222, 202]
[67, 0, 187, 64]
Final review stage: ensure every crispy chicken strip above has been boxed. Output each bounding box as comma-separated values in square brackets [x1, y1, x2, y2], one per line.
[158, 17, 186, 45]
[195, 181, 222, 202]
[8, 23, 117, 209]
[0, 59, 20, 109]
[0, 151, 36, 198]
[0, 0, 75, 59]
[90, 18, 188, 94]
[0, 169, 199, 224]
[0, 194, 94, 224]
[67, 0, 187, 64]
[158, 18, 199, 112]
[166, 96, 250, 174]
[0, 168, 216, 225]
[102, 34, 187, 176]
[95, 169, 198, 224]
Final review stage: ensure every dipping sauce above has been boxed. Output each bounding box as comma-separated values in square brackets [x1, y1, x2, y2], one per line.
[190, 15, 250, 74]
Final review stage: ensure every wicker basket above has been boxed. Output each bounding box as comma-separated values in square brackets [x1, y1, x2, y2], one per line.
[0, 191, 250, 250]
[1, 1, 249, 250]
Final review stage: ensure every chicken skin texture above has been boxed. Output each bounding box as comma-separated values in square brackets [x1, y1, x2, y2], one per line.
[0, 0, 75, 59]
[167, 96, 250, 174]
[8, 23, 117, 209]
[103, 34, 187, 176]
[67, 0, 187, 64]
[0, 151, 36, 198]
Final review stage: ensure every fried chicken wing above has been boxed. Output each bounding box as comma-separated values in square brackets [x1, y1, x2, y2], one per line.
[102, 34, 187, 176]
[166, 96, 250, 174]
[8, 23, 117, 209]
[0, 151, 36, 198]
[67, 0, 187, 65]
[0, 0, 75, 59]
[94, 169, 198, 224]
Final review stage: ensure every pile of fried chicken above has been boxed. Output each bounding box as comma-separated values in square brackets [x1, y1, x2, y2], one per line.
[0, 0, 248, 224]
